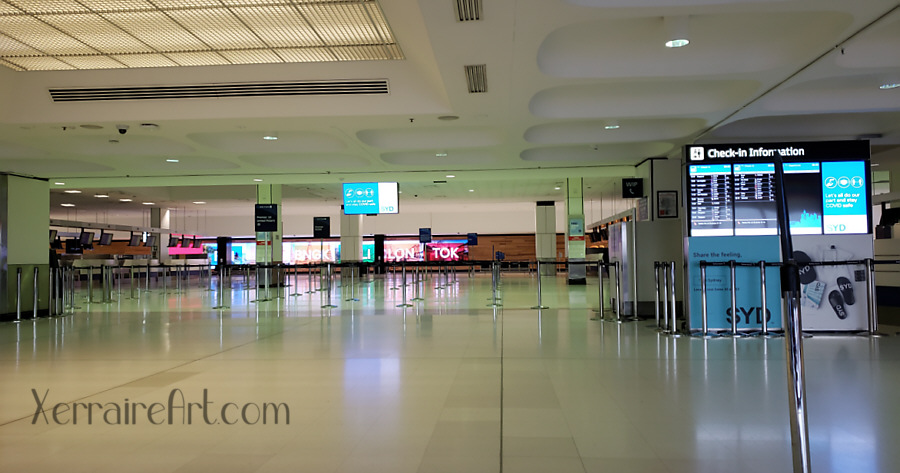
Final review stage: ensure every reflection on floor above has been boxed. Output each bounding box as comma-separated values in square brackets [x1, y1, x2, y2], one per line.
[1, 270, 899, 473]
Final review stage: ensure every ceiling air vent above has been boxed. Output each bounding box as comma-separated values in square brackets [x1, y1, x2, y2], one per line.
[464, 64, 487, 93]
[455, 0, 482, 21]
[48, 79, 389, 103]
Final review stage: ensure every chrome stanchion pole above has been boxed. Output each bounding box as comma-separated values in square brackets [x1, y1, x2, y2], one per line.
[701, 262, 709, 337]
[594, 261, 604, 319]
[33, 266, 40, 317]
[291, 265, 302, 297]
[322, 263, 337, 309]
[781, 261, 811, 473]
[654, 262, 661, 329]
[531, 261, 548, 309]
[49, 267, 56, 316]
[669, 261, 678, 336]
[729, 260, 743, 337]
[397, 263, 412, 307]
[661, 263, 669, 331]
[307, 264, 315, 293]
[412, 265, 424, 302]
[15, 267, 22, 322]
[87, 266, 94, 303]
[614, 261, 622, 322]
[346, 264, 359, 302]
[760, 260, 769, 337]
[866, 258, 884, 337]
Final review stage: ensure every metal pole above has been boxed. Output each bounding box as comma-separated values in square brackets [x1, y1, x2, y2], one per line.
[597, 261, 604, 319]
[398, 263, 412, 307]
[654, 262, 661, 329]
[87, 266, 94, 303]
[730, 260, 738, 336]
[614, 261, 622, 322]
[33, 266, 39, 317]
[49, 267, 56, 316]
[322, 263, 337, 308]
[531, 261, 548, 309]
[661, 263, 669, 331]
[307, 264, 315, 293]
[669, 261, 677, 335]
[16, 267, 22, 322]
[783, 264, 811, 473]
[866, 258, 880, 336]
[760, 260, 768, 336]
[701, 262, 708, 337]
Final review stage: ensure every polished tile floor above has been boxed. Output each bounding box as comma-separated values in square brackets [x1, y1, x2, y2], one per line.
[1, 269, 899, 473]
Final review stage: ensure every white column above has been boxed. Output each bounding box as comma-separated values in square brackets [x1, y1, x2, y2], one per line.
[256, 184, 282, 263]
[340, 213, 363, 262]
[150, 207, 170, 262]
[0, 174, 50, 317]
[535, 201, 556, 276]
[565, 178, 586, 284]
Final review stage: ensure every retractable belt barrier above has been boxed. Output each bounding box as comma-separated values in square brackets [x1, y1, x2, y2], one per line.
[698, 258, 884, 337]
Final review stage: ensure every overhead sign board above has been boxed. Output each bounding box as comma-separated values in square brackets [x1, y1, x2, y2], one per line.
[313, 216, 330, 238]
[255, 204, 278, 232]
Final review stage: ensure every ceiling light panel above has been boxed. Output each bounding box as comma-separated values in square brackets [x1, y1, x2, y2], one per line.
[0, 0, 402, 71]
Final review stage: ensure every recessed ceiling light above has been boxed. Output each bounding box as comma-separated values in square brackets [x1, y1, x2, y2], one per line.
[94, 194, 109, 198]
[438, 115, 459, 121]
[263, 135, 278, 141]
[109, 139, 119, 144]
[119, 198, 133, 202]
[193, 201, 207, 205]
[435, 152, 448, 157]
[142, 202, 155, 205]
[80, 124, 103, 130]
[554, 186, 561, 190]
[253, 178, 263, 182]
[665, 39, 689, 48]
[140, 123, 159, 129]
[605, 124, 620, 130]
[166, 158, 179, 163]
[664, 16, 690, 48]
[64, 189, 82, 194]
[880, 83, 900, 90]
[54, 182, 65, 185]
[61, 203, 75, 207]
[469, 189, 475, 192]
[446, 174, 456, 178]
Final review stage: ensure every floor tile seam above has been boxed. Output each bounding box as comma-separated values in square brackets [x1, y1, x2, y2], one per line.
[0, 316, 321, 428]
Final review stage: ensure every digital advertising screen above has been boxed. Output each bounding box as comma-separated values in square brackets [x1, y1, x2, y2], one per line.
[342, 182, 399, 215]
[821, 161, 867, 234]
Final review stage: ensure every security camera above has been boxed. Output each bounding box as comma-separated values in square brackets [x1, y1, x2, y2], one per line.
[116, 125, 129, 135]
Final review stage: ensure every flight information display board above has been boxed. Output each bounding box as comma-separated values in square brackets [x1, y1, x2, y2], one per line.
[733, 163, 777, 236]
[684, 141, 871, 237]
[688, 164, 733, 236]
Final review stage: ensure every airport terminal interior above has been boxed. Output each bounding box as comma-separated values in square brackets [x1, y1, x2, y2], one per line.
[3, 0, 900, 472]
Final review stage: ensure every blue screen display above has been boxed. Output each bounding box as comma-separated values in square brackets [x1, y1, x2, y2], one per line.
[343, 182, 399, 215]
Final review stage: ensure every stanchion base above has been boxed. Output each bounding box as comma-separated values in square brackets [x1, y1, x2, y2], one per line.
[530, 305, 549, 309]
[396, 303, 413, 307]
[212, 305, 230, 310]
[321, 304, 338, 309]
[305, 290, 316, 294]
[411, 297, 425, 301]
[290, 293, 303, 297]
[487, 302, 502, 307]
[250, 298, 272, 303]
[346, 298, 360, 302]
[859, 331, 890, 338]
[602, 317, 625, 324]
